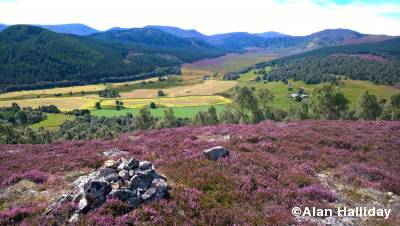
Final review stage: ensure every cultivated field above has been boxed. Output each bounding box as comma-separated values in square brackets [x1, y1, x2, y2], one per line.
[29, 113, 75, 131]
[0, 84, 106, 99]
[184, 50, 276, 74]
[101, 95, 231, 109]
[0, 97, 98, 111]
[92, 105, 225, 118]
[119, 80, 237, 98]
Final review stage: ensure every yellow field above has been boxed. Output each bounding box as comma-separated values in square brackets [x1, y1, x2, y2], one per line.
[102, 96, 231, 108]
[180, 67, 214, 80]
[119, 80, 237, 98]
[0, 84, 106, 99]
[0, 97, 98, 111]
[0, 78, 161, 100]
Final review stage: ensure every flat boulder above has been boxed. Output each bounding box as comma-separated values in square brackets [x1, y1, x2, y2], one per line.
[203, 146, 229, 161]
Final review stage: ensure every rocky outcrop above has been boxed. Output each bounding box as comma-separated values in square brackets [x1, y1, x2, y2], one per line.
[46, 157, 169, 221]
[203, 146, 229, 161]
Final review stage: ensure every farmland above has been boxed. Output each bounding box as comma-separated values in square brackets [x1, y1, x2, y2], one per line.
[184, 50, 277, 74]
[29, 113, 75, 131]
[119, 80, 237, 98]
[234, 69, 398, 109]
[101, 95, 230, 109]
[92, 105, 225, 118]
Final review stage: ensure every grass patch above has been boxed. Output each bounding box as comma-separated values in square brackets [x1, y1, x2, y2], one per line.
[92, 105, 225, 118]
[101, 96, 230, 109]
[0, 97, 98, 111]
[29, 113, 75, 131]
[234, 70, 398, 109]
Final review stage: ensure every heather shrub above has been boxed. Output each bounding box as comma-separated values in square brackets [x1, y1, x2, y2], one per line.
[0, 204, 43, 225]
[2, 169, 49, 186]
[300, 184, 337, 202]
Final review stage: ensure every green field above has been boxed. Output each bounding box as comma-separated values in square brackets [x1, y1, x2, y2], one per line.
[91, 105, 226, 118]
[233, 70, 399, 109]
[29, 113, 75, 131]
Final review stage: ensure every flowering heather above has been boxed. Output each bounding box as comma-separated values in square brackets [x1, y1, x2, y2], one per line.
[0, 120, 399, 224]
[1, 169, 49, 186]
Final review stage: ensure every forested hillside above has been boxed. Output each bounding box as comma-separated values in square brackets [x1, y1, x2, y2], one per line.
[0, 25, 224, 92]
[255, 38, 400, 85]
[89, 28, 225, 62]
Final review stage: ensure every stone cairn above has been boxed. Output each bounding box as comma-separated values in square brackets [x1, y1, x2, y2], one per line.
[46, 157, 169, 221]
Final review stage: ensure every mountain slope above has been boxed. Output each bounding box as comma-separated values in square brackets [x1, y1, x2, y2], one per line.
[145, 25, 209, 40]
[0, 24, 6, 32]
[256, 37, 400, 85]
[0, 25, 183, 92]
[39, 23, 98, 35]
[256, 31, 289, 38]
[89, 28, 226, 62]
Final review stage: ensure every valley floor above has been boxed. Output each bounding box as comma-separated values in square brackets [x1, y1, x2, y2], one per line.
[0, 120, 399, 225]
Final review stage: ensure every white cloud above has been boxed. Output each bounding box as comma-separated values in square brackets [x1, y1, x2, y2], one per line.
[0, 0, 399, 35]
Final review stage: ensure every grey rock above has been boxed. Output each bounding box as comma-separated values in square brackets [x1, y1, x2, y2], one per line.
[129, 170, 135, 177]
[99, 167, 117, 177]
[203, 146, 229, 161]
[102, 148, 129, 158]
[129, 175, 154, 190]
[142, 187, 157, 202]
[108, 189, 137, 201]
[73, 171, 99, 193]
[139, 161, 153, 170]
[104, 173, 119, 182]
[136, 169, 155, 178]
[84, 180, 112, 201]
[128, 158, 140, 169]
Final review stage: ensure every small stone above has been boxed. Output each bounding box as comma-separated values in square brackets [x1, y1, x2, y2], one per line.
[203, 146, 229, 161]
[118, 170, 129, 180]
[128, 158, 140, 169]
[117, 162, 130, 171]
[111, 183, 120, 190]
[139, 161, 153, 170]
[68, 213, 80, 223]
[129, 170, 135, 177]
[78, 198, 89, 211]
[104, 160, 117, 168]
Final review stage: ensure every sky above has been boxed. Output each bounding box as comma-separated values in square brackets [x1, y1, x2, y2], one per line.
[0, 0, 399, 36]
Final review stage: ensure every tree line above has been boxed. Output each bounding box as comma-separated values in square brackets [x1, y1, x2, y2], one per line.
[1, 84, 399, 144]
[257, 55, 400, 85]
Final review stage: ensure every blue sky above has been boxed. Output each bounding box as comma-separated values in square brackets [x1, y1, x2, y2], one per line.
[0, 0, 399, 35]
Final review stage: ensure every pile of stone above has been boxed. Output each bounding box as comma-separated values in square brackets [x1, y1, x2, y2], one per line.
[46, 157, 169, 221]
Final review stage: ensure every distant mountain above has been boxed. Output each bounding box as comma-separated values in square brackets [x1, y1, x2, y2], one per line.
[206, 32, 270, 51]
[106, 27, 129, 32]
[145, 25, 209, 41]
[256, 31, 289, 38]
[38, 23, 98, 35]
[304, 28, 364, 47]
[89, 28, 225, 62]
[0, 23, 98, 35]
[0, 24, 6, 32]
[0, 25, 191, 92]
